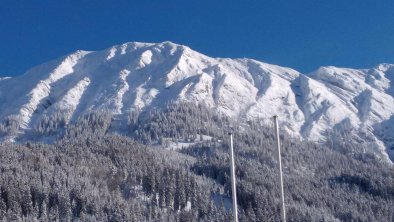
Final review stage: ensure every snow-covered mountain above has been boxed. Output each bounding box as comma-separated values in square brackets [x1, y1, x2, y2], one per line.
[0, 41, 393, 161]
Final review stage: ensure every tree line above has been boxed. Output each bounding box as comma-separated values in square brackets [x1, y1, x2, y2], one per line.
[0, 102, 393, 221]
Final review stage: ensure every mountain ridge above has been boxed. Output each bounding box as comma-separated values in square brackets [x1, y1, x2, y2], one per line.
[0, 41, 393, 161]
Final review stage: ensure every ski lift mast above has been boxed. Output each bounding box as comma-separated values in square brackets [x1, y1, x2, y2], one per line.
[229, 133, 239, 222]
[273, 115, 286, 222]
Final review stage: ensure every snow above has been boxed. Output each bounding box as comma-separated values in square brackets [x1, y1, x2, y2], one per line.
[113, 69, 131, 114]
[106, 47, 117, 60]
[0, 41, 393, 161]
[160, 134, 214, 150]
[0, 76, 11, 81]
[47, 77, 91, 123]
[14, 50, 90, 128]
[138, 50, 153, 69]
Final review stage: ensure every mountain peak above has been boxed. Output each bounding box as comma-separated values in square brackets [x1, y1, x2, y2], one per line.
[0, 41, 393, 161]
[376, 63, 394, 71]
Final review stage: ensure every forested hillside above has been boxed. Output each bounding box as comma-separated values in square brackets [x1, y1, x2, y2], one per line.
[0, 103, 393, 221]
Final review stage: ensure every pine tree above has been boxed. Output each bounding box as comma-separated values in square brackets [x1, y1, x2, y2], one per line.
[158, 177, 166, 208]
[21, 188, 33, 217]
[165, 170, 176, 212]
[32, 203, 39, 220]
[142, 167, 156, 196]
[58, 191, 71, 221]
[40, 201, 48, 221]
[178, 181, 186, 210]
[48, 205, 59, 222]
[0, 198, 6, 220]
[174, 170, 187, 211]
[246, 204, 257, 222]
[7, 205, 22, 222]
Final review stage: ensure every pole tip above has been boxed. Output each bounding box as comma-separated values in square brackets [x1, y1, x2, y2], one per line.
[228, 132, 233, 135]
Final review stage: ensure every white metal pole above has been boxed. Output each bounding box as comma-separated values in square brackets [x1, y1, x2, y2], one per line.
[229, 133, 238, 222]
[273, 115, 286, 222]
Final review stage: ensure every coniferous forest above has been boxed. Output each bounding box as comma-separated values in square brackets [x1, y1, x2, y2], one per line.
[0, 103, 393, 221]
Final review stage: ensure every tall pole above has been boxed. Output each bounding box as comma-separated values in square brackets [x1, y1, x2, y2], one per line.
[273, 115, 286, 222]
[229, 133, 238, 222]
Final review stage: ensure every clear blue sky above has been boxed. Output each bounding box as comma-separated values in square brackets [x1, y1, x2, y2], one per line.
[1, 0, 394, 76]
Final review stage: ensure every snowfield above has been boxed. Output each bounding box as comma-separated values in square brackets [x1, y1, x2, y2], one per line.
[0, 41, 393, 161]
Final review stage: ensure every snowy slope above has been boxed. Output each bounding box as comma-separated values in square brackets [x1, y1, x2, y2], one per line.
[0, 41, 393, 161]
